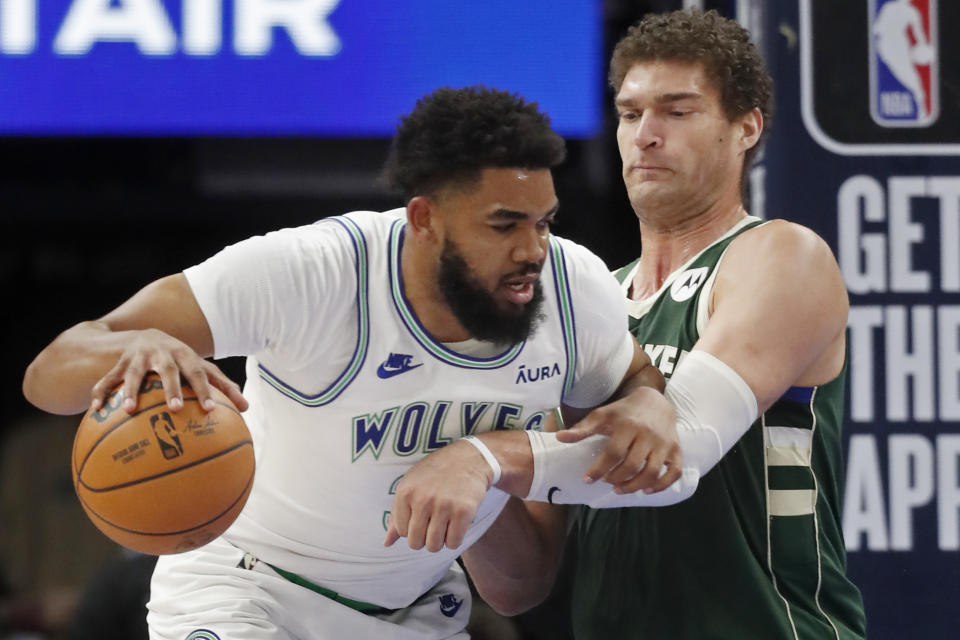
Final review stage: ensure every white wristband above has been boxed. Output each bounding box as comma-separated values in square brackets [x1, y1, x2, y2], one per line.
[461, 435, 502, 486]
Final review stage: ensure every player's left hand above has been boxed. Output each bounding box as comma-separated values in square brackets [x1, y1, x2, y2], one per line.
[558, 386, 681, 495]
[384, 439, 493, 552]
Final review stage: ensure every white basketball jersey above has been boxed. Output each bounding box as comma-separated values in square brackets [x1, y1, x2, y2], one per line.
[183, 209, 632, 609]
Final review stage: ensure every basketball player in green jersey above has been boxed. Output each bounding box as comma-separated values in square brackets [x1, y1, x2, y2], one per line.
[387, 9, 867, 639]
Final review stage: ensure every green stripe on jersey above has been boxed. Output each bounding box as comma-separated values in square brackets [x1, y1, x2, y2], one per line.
[548, 236, 577, 397]
[768, 465, 817, 491]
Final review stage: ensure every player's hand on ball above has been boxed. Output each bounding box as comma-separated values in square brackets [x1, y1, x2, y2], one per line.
[557, 386, 681, 495]
[89, 328, 247, 415]
[384, 439, 493, 552]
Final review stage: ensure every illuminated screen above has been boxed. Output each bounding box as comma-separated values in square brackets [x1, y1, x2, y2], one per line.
[0, 0, 602, 137]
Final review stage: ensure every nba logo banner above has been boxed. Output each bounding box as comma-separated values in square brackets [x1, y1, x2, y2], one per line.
[869, 0, 938, 127]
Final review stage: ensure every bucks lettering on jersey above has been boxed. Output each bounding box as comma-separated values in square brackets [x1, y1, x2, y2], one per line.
[571, 217, 867, 640]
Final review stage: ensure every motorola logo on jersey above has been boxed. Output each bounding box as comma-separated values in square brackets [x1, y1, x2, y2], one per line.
[868, 0, 939, 127]
[670, 267, 709, 302]
[0, 0, 341, 57]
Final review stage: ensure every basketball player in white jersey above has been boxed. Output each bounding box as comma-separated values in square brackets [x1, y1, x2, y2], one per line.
[23, 87, 683, 639]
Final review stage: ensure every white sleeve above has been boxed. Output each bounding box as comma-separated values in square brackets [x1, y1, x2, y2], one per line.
[557, 239, 634, 409]
[183, 220, 357, 367]
[524, 350, 759, 508]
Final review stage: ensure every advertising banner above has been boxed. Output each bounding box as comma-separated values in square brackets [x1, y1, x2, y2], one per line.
[761, 1, 960, 635]
[0, 0, 602, 136]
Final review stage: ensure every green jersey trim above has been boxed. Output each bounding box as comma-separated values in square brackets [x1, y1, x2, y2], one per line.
[548, 236, 577, 396]
[764, 383, 844, 640]
[266, 562, 394, 614]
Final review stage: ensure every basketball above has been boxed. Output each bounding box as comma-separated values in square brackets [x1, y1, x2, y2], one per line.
[72, 374, 255, 555]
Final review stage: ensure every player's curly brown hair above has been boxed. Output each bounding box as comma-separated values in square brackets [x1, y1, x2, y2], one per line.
[381, 86, 566, 202]
[609, 9, 774, 170]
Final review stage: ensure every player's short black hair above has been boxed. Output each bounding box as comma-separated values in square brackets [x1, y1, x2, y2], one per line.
[381, 86, 567, 201]
[610, 9, 773, 171]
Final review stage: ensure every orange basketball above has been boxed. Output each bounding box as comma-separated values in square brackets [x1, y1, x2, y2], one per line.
[72, 373, 255, 555]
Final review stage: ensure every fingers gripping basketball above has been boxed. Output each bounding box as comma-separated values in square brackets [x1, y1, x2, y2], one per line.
[72, 373, 255, 555]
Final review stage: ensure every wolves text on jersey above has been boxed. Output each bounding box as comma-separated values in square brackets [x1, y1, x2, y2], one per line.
[352, 401, 547, 461]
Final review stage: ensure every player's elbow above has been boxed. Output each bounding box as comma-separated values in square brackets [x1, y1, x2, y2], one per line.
[469, 557, 559, 616]
[22, 354, 51, 411]
[476, 578, 553, 617]
[22, 348, 80, 415]
[488, 598, 542, 618]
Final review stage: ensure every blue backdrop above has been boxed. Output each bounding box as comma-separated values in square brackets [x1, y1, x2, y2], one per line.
[0, 0, 602, 136]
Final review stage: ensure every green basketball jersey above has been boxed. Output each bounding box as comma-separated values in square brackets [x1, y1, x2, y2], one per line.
[571, 218, 866, 639]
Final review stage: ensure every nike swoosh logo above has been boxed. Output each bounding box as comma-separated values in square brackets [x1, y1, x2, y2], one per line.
[440, 599, 463, 618]
[548, 486, 561, 504]
[376, 362, 423, 379]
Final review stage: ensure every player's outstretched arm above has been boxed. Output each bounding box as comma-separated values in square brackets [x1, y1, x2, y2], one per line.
[555, 339, 680, 494]
[23, 274, 247, 416]
[384, 340, 682, 552]
[525, 221, 848, 508]
[696, 220, 849, 413]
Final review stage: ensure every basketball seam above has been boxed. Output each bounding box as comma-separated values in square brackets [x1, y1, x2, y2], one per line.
[75, 395, 241, 476]
[76, 463, 255, 537]
[77, 440, 253, 492]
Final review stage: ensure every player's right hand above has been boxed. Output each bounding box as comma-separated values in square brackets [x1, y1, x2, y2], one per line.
[384, 438, 493, 552]
[557, 386, 681, 495]
[89, 328, 247, 415]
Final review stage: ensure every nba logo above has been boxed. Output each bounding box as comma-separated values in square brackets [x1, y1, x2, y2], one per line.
[869, 0, 938, 127]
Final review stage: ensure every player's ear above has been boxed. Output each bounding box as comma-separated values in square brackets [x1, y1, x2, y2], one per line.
[406, 196, 440, 241]
[737, 107, 763, 153]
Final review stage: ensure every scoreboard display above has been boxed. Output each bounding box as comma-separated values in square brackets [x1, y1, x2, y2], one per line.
[0, 0, 602, 136]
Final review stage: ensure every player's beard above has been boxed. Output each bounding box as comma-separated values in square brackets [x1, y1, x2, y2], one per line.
[437, 239, 545, 344]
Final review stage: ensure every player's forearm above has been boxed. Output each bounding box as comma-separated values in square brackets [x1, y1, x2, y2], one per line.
[474, 390, 678, 505]
[23, 320, 131, 415]
[471, 429, 537, 498]
[461, 497, 566, 616]
[615, 355, 666, 397]
[525, 351, 759, 508]
[473, 355, 666, 495]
